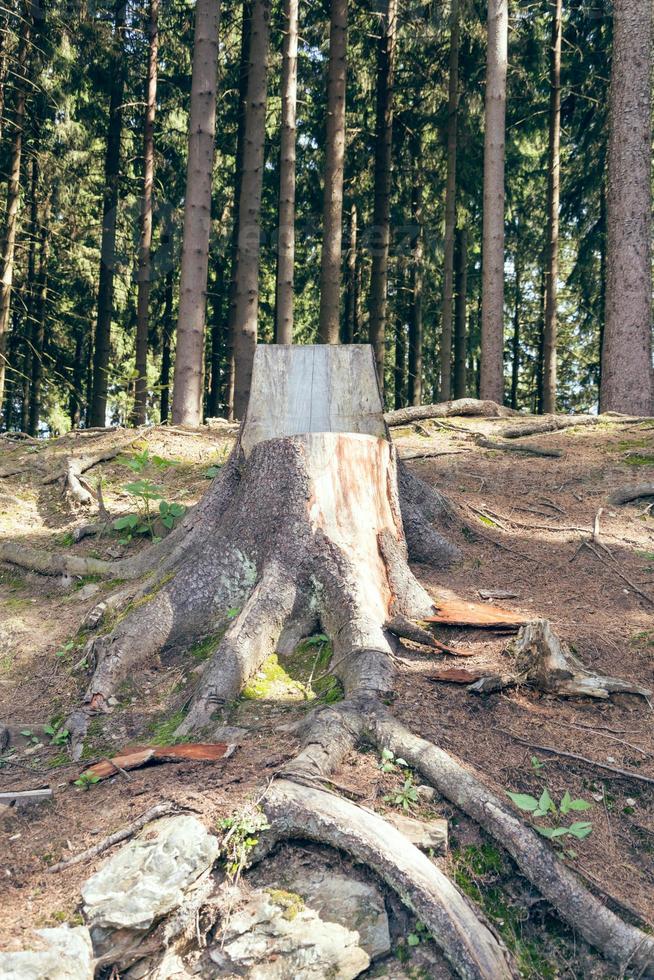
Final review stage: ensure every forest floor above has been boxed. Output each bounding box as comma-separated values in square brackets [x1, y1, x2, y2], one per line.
[0, 415, 653, 978]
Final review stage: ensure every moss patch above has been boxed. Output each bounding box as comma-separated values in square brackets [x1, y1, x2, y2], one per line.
[265, 888, 304, 921]
[148, 709, 189, 745]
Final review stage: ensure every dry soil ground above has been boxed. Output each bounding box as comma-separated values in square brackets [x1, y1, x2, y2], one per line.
[0, 415, 652, 978]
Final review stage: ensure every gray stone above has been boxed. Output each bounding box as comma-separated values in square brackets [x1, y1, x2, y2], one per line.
[82, 815, 220, 933]
[0, 926, 94, 979]
[212, 887, 370, 979]
[251, 856, 390, 960]
[386, 812, 448, 853]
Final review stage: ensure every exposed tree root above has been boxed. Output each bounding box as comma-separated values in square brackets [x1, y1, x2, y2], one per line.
[609, 482, 654, 505]
[475, 435, 563, 458]
[499, 412, 651, 441]
[385, 398, 518, 427]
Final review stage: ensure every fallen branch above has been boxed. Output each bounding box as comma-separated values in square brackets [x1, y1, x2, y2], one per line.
[48, 801, 179, 873]
[42, 431, 141, 492]
[608, 483, 654, 505]
[582, 540, 654, 607]
[499, 415, 600, 440]
[475, 435, 562, 458]
[399, 448, 470, 461]
[385, 398, 518, 427]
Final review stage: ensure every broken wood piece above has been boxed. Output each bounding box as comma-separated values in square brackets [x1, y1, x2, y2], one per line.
[385, 811, 448, 854]
[423, 596, 529, 631]
[385, 615, 472, 656]
[385, 398, 518, 427]
[0, 788, 52, 803]
[75, 742, 235, 783]
[478, 589, 519, 601]
[475, 435, 562, 458]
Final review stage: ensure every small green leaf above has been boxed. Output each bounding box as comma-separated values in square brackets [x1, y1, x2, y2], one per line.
[560, 790, 572, 815]
[568, 798, 591, 811]
[507, 792, 540, 812]
[567, 821, 593, 839]
[539, 788, 555, 814]
[535, 825, 568, 839]
[113, 514, 138, 530]
[407, 933, 420, 947]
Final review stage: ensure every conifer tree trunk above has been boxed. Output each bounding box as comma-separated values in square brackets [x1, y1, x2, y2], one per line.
[453, 226, 468, 399]
[0, 12, 8, 141]
[133, 0, 159, 425]
[480, 0, 508, 403]
[160, 269, 174, 423]
[343, 203, 358, 342]
[510, 253, 521, 411]
[542, 0, 562, 415]
[21, 150, 40, 430]
[0, 3, 31, 419]
[368, 0, 398, 383]
[89, 0, 127, 427]
[231, 0, 271, 419]
[224, 1, 251, 418]
[28, 194, 51, 436]
[274, 0, 298, 344]
[408, 180, 423, 406]
[440, 0, 460, 401]
[317, 0, 347, 345]
[600, 0, 654, 414]
[394, 257, 406, 410]
[171, 0, 220, 426]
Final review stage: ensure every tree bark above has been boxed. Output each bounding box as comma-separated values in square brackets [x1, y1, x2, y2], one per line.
[28, 193, 51, 436]
[21, 149, 40, 433]
[510, 252, 521, 411]
[231, 0, 271, 420]
[0, 2, 31, 420]
[408, 181, 423, 406]
[133, 0, 159, 425]
[274, 0, 298, 344]
[440, 0, 460, 402]
[171, 0, 220, 426]
[542, 0, 562, 415]
[89, 0, 127, 427]
[343, 203, 358, 343]
[600, 0, 654, 414]
[368, 0, 398, 383]
[317, 0, 347, 345]
[480, 0, 508, 403]
[160, 268, 174, 423]
[394, 257, 406, 410]
[453, 226, 468, 399]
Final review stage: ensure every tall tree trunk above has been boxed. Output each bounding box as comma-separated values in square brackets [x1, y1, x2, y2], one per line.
[89, 0, 127, 426]
[597, 182, 607, 396]
[0, 11, 9, 141]
[0, 3, 31, 420]
[440, 0, 460, 401]
[600, 0, 653, 414]
[510, 253, 521, 411]
[368, 0, 398, 383]
[542, 0, 562, 415]
[133, 0, 159, 425]
[317, 0, 347, 345]
[224, 0, 252, 419]
[21, 149, 40, 431]
[480, 0, 508, 403]
[453, 226, 468, 399]
[394, 257, 406, 410]
[408, 180, 423, 406]
[171, 0, 220, 426]
[70, 330, 84, 429]
[343, 203, 358, 343]
[274, 0, 298, 344]
[160, 268, 174, 423]
[28, 193, 51, 436]
[231, 0, 271, 420]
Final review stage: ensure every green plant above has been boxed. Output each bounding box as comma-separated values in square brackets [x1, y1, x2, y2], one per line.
[507, 787, 592, 842]
[158, 500, 185, 529]
[385, 774, 420, 811]
[43, 723, 70, 746]
[379, 747, 408, 774]
[219, 805, 270, 881]
[20, 729, 41, 746]
[74, 772, 101, 791]
[203, 464, 222, 479]
[530, 755, 545, 772]
[120, 447, 176, 474]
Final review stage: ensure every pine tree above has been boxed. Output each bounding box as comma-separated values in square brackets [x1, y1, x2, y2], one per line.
[440, 0, 460, 401]
[542, 0, 562, 414]
[274, 0, 298, 344]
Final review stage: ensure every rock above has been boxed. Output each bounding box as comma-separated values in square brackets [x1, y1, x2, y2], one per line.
[0, 926, 94, 979]
[251, 853, 390, 960]
[76, 582, 100, 601]
[416, 784, 436, 802]
[82, 815, 220, 934]
[386, 812, 448, 853]
[210, 887, 370, 979]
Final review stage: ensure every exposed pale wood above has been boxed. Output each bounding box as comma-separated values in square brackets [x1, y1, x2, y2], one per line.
[424, 596, 529, 630]
[385, 398, 516, 427]
[242, 345, 386, 456]
[0, 788, 52, 803]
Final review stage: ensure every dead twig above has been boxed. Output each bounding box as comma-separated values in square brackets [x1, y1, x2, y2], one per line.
[582, 540, 654, 607]
[48, 801, 179, 873]
[499, 730, 654, 786]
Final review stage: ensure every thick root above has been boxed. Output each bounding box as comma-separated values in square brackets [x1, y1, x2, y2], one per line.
[263, 779, 514, 980]
[371, 708, 654, 976]
[385, 399, 518, 426]
[609, 482, 654, 505]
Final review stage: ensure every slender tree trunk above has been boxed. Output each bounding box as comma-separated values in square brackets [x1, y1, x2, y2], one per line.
[274, 0, 298, 344]
[231, 0, 271, 419]
[28, 193, 51, 436]
[0, 3, 31, 419]
[536, 268, 545, 412]
[0, 12, 9, 142]
[597, 182, 607, 396]
[408, 180, 423, 406]
[21, 149, 40, 431]
[133, 0, 159, 425]
[368, 0, 398, 383]
[440, 0, 460, 401]
[343, 203, 358, 343]
[510, 254, 521, 411]
[171, 0, 220, 426]
[542, 0, 562, 415]
[89, 0, 127, 426]
[480, 0, 508, 403]
[160, 269, 173, 423]
[394, 257, 406, 410]
[600, 0, 654, 414]
[317, 0, 347, 344]
[70, 330, 84, 428]
[453, 226, 468, 399]
[224, 0, 252, 419]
